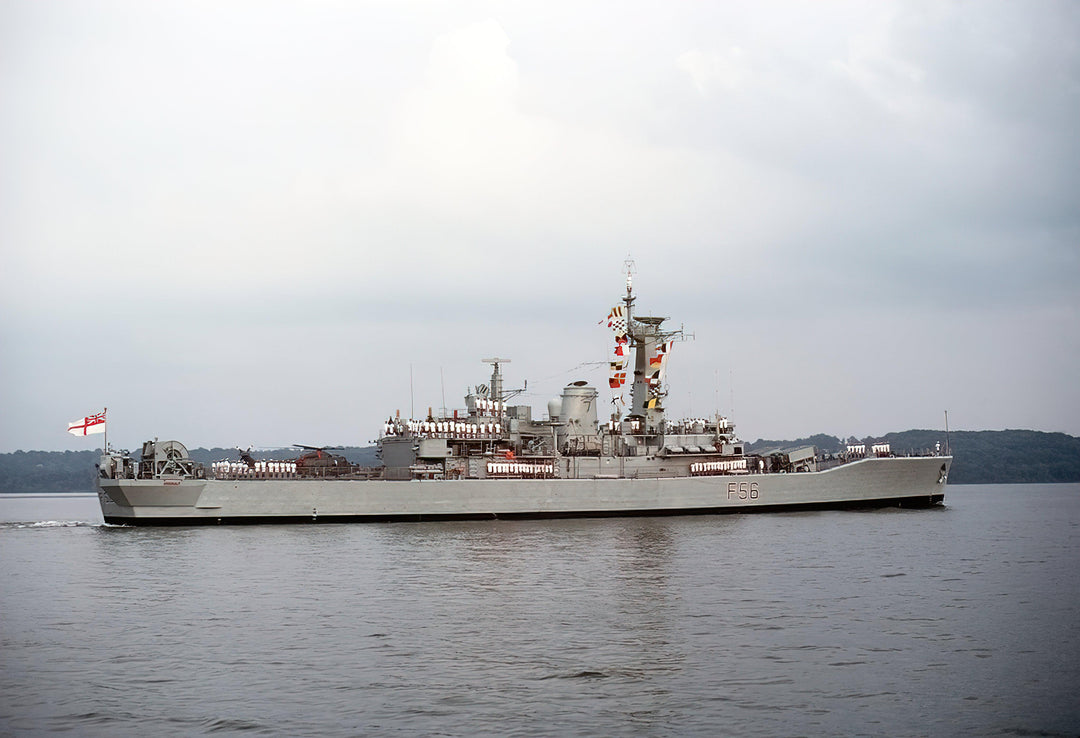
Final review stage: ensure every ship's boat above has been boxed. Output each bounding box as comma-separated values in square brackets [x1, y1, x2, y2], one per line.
[97, 269, 951, 524]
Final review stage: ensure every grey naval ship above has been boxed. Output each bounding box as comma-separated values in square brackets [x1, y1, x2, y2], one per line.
[97, 272, 951, 525]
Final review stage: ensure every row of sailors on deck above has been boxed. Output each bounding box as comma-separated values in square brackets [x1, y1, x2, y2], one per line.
[383, 419, 505, 438]
[690, 458, 748, 475]
[845, 443, 891, 457]
[486, 461, 555, 476]
[212, 460, 297, 476]
[471, 397, 507, 415]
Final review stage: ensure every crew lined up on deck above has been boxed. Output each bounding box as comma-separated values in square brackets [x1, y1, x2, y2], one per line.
[486, 461, 555, 476]
[471, 398, 506, 415]
[211, 460, 297, 478]
[691, 459, 748, 475]
[383, 419, 505, 438]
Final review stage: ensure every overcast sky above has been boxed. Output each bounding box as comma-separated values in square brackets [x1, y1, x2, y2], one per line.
[2, 0, 1078, 453]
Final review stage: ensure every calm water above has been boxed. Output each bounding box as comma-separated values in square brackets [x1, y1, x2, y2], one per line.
[1, 485, 1077, 737]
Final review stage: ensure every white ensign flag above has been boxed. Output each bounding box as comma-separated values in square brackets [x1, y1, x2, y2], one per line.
[68, 409, 106, 436]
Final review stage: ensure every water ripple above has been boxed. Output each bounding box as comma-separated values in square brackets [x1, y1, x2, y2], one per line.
[1, 485, 1078, 737]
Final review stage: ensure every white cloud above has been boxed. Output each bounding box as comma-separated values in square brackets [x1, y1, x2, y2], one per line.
[677, 46, 750, 95]
[338, 19, 745, 282]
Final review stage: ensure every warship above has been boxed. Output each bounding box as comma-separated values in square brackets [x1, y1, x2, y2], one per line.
[97, 270, 951, 525]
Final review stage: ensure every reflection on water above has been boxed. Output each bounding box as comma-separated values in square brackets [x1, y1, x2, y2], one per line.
[0, 486, 1078, 737]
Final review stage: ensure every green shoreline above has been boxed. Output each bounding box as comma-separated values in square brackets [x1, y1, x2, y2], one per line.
[3, 430, 1078, 493]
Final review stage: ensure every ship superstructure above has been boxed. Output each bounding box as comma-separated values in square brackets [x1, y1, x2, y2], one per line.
[376, 268, 759, 482]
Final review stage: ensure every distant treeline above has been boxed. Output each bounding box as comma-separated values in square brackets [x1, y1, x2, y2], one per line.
[746, 429, 1080, 485]
[1, 431, 1077, 493]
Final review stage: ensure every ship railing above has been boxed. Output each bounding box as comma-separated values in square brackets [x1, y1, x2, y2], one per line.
[813, 456, 846, 472]
[135, 461, 205, 480]
[211, 470, 299, 480]
[208, 468, 385, 480]
[351, 466, 385, 480]
[688, 468, 752, 477]
[810, 449, 949, 472]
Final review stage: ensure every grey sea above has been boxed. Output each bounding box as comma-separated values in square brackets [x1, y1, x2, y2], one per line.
[1, 484, 1078, 737]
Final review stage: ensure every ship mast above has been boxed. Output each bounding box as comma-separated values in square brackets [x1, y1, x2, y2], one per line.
[621, 261, 682, 432]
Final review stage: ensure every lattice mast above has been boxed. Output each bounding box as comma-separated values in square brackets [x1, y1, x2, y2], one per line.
[481, 357, 510, 405]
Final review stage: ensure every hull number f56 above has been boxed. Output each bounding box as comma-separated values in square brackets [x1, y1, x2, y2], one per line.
[728, 481, 760, 500]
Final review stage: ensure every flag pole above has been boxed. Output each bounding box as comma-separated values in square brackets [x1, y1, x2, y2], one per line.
[104, 407, 108, 455]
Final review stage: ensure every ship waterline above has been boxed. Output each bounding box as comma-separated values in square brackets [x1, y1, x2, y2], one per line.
[98, 455, 948, 525]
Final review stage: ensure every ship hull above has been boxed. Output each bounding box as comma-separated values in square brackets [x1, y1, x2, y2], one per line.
[99, 456, 950, 525]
